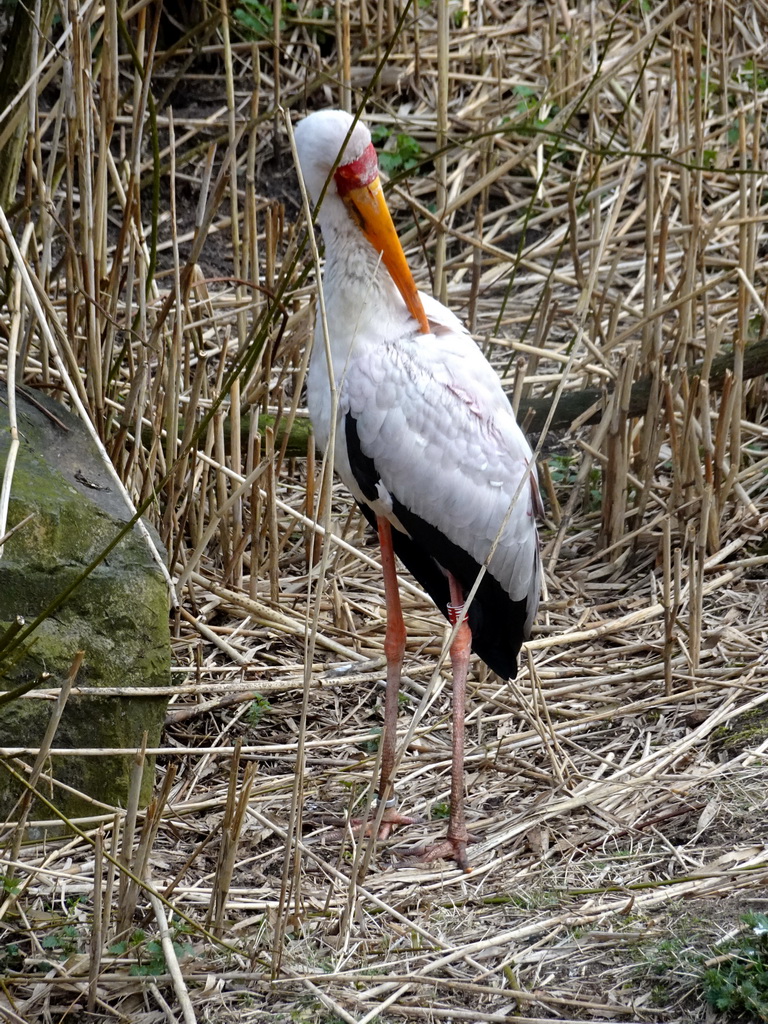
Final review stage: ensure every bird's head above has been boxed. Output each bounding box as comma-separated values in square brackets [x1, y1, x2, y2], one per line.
[294, 109, 429, 334]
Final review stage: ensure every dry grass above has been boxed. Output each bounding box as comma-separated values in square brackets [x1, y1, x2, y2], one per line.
[1, 0, 768, 1020]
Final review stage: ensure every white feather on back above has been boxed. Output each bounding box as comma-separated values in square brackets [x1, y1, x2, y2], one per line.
[297, 109, 540, 629]
[339, 315, 539, 609]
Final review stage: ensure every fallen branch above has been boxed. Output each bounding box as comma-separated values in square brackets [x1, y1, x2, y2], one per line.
[519, 335, 768, 435]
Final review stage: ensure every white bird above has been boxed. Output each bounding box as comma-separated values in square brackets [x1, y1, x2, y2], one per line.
[294, 109, 541, 870]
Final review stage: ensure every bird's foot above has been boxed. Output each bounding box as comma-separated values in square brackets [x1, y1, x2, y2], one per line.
[404, 832, 477, 872]
[351, 805, 422, 841]
[315, 802, 421, 843]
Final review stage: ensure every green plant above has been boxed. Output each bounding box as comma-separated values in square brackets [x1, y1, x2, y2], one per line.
[371, 126, 423, 175]
[358, 727, 382, 754]
[431, 801, 450, 819]
[246, 693, 271, 726]
[506, 84, 557, 132]
[232, 0, 274, 37]
[548, 453, 602, 510]
[738, 58, 768, 92]
[548, 452, 577, 486]
[232, 0, 321, 41]
[630, 926, 703, 1008]
[0, 941, 24, 971]
[0, 874, 20, 895]
[702, 913, 768, 1021]
[232, 0, 287, 38]
[108, 927, 146, 957]
[109, 927, 194, 977]
[41, 924, 80, 958]
[513, 84, 539, 117]
[132, 937, 188, 976]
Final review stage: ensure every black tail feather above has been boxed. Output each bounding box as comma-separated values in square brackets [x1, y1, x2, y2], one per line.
[357, 499, 528, 680]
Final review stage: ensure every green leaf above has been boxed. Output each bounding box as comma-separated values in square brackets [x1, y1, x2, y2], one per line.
[377, 132, 424, 177]
[246, 692, 271, 726]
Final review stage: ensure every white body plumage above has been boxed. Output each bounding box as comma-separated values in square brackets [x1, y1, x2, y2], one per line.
[295, 110, 540, 676]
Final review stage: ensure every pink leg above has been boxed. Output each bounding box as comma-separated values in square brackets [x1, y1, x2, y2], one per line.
[354, 517, 418, 838]
[410, 573, 473, 871]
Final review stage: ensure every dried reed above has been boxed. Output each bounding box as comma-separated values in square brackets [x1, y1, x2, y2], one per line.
[0, 1, 767, 1021]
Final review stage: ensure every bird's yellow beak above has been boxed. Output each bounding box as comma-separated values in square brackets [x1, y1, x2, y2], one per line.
[340, 177, 430, 335]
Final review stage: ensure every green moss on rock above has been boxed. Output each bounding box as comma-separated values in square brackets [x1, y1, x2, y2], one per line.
[0, 384, 172, 826]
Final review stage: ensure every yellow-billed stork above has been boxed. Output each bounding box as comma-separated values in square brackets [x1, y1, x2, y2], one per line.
[294, 109, 541, 870]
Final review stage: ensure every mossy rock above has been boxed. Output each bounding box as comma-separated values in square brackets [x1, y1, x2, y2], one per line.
[0, 383, 171, 828]
[711, 706, 768, 761]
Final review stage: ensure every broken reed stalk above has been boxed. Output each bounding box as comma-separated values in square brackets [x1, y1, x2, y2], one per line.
[163, 107, 183, 564]
[88, 826, 104, 1013]
[116, 734, 148, 935]
[147, 887, 199, 1024]
[337, 0, 352, 112]
[104, 813, 120, 943]
[433, 0, 448, 304]
[6, 651, 82, 866]
[662, 517, 674, 697]
[209, 739, 258, 936]
[132, 765, 178, 889]
[0, 260, 24, 558]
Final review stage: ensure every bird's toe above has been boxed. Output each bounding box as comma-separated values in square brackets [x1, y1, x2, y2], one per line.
[403, 832, 478, 872]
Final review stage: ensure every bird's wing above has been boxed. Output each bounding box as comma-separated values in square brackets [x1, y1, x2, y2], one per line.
[340, 317, 539, 608]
